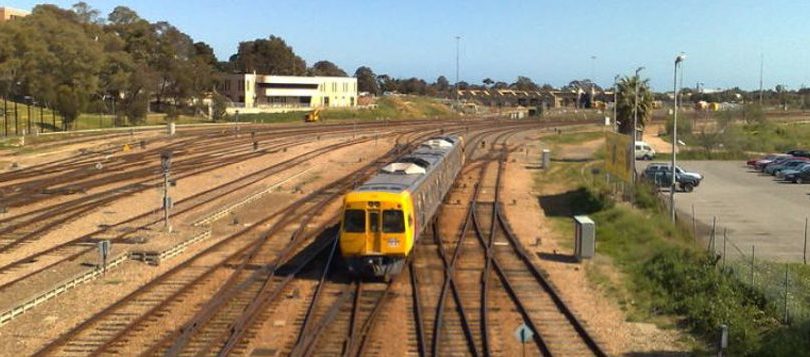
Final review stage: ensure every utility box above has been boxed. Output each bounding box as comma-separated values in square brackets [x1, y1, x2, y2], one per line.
[542, 149, 551, 169]
[573, 215, 595, 260]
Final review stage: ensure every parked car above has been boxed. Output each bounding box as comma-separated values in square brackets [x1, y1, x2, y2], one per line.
[784, 165, 810, 184]
[642, 164, 702, 192]
[778, 163, 810, 179]
[642, 163, 703, 180]
[786, 149, 810, 158]
[635, 141, 656, 160]
[758, 155, 793, 171]
[764, 158, 810, 175]
[750, 154, 786, 169]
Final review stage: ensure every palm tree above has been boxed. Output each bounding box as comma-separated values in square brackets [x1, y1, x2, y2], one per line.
[616, 75, 653, 138]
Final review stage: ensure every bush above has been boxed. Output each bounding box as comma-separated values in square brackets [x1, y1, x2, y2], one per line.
[757, 319, 810, 356]
[640, 250, 777, 355]
[212, 93, 228, 121]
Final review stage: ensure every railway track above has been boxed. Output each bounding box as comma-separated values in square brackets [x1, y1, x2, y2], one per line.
[32, 128, 435, 356]
[404, 127, 607, 357]
[0, 124, 436, 272]
[10, 119, 606, 356]
[469, 143, 606, 356]
[0, 119, 461, 255]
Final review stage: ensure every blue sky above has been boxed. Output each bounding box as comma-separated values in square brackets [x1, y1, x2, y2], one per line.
[8, 0, 810, 91]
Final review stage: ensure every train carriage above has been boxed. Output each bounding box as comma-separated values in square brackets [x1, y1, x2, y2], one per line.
[340, 135, 464, 277]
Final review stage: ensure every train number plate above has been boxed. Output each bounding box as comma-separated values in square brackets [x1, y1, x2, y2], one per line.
[387, 238, 400, 247]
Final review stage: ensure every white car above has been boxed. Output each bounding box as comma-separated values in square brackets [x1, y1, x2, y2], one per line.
[635, 141, 656, 160]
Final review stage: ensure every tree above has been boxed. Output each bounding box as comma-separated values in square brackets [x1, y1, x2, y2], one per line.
[311, 60, 347, 77]
[23, 5, 104, 128]
[482, 78, 494, 88]
[511, 76, 539, 91]
[616, 75, 653, 137]
[211, 93, 228, 120]
[377, 74, 398, 93]
[233, 36, 306, 75]
[71, 2, 100, 24]
[399, 77, 427, 95]
[435, 75, 450, 92]
[354, 66, 379, 94]
[492, 81, 509, 89]
[193, 42, 218, 66]
[564, 79, 602, 92]
[107, 6, 140, 25]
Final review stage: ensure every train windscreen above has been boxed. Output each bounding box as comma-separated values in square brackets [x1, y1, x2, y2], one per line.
[343, 210, 366, 233]
[382, 210, 405, 233]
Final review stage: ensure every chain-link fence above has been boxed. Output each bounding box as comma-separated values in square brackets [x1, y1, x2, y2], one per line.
[668, 195, 810, 325]
[706, 226, 810, 324]
[598, 169, 810, 325]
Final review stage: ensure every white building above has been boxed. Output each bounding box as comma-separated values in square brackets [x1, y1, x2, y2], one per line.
[221, 74, 358, 114]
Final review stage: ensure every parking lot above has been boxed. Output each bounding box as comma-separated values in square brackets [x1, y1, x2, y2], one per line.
[648, 160, 810, 262]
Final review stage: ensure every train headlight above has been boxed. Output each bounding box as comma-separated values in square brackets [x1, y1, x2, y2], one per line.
[387, 238, 400, 247]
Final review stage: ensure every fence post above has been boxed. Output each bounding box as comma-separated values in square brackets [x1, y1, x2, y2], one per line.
[692, 204, 697, 240]
[709, 216, 717, 253]
[722, 228, 727, 271]
[751, 245, 755, 287]
[783, 264, 789, 324]
[802, 217, 807, 265]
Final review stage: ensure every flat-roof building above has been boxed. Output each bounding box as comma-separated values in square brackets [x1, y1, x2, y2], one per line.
[221, 74, 357, 114]
[0, 7, 29, 22]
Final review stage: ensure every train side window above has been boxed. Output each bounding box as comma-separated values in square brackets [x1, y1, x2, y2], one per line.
[343, 210, 366, 233]
[382, 210, 405, 233]
[369, 211, 380, 232]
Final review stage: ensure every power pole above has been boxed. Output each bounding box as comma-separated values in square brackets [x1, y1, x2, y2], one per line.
[759, 53, 764, 106]
[161, 151, 173, 233]
[455, 35, 461, 111]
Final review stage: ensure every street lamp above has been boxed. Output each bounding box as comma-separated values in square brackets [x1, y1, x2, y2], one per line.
[613, 74, 619, 131]
[671, 54, 687, 223]
[633, 66, 645, 142]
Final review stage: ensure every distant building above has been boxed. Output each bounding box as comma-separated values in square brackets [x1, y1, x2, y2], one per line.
[221, 74, 357, 114]
[456, 89, 557, 108]
[0, 7, 29, 22]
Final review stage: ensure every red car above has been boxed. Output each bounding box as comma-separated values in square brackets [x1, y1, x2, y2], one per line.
[750, 154, 790, 170]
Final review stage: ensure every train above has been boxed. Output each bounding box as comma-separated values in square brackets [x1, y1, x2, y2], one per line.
[339, 135, 465, 278]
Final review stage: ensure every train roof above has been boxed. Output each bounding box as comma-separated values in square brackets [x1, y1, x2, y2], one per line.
[356, 136, 461, 193]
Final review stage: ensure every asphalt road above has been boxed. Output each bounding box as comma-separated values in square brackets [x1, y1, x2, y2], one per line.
[645, 160, 810, 262]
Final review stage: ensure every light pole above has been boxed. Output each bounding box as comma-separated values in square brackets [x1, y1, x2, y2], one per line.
[455, 35, 461, 112]
[671, 54, 687, 223]
[633, 67, 644, 142]
[613, 74, 619, 131]
[759, 53, 764, 106]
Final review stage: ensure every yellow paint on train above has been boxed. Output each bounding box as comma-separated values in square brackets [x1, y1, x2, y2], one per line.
[339, 190, 416, 258]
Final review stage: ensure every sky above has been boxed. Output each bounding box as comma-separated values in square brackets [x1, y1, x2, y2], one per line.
[7, 0, 810, 91]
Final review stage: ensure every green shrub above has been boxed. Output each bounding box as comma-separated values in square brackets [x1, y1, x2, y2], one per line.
[757, 319, 810, 356]
[641, 250, 778, 355]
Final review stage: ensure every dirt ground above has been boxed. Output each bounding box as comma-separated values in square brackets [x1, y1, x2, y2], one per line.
[642, 123, 676, 154]
[0, 123, 693, 355]
[0, 128, 401, 355]
[501, 129, 690, 355]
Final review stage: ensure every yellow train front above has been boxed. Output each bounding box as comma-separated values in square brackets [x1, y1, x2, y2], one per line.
[339, 136, 464, 278]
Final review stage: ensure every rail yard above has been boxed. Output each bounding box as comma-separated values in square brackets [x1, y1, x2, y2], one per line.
[0, 117, 624, 356]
